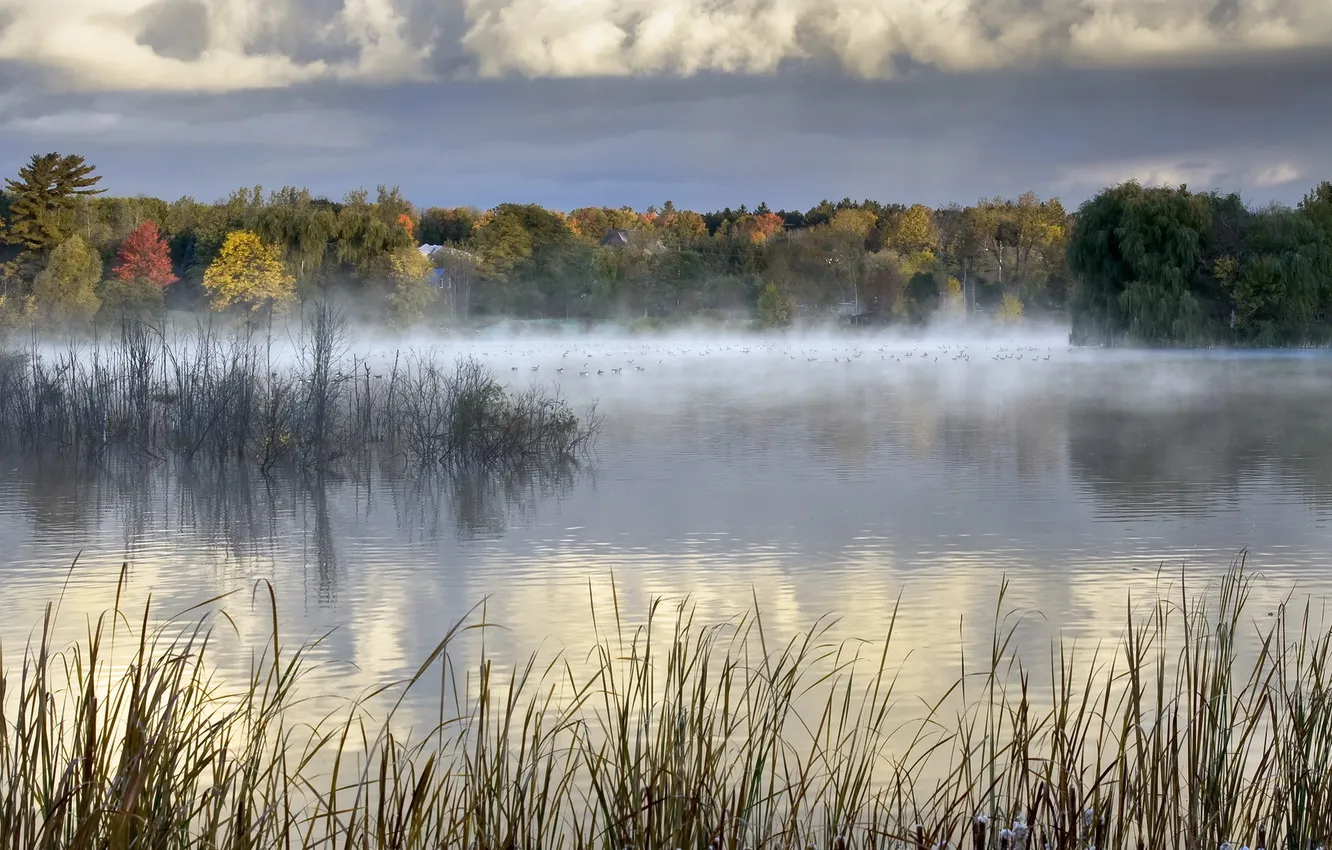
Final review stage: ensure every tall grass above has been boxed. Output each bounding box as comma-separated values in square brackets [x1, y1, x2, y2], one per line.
[0, 306, 600, 472]
[2, 556, 1330, 848]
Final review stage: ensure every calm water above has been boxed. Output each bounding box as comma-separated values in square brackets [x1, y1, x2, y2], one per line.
[4, 332, 1332, 711]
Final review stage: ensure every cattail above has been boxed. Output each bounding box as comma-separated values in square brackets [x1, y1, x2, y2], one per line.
[1011, 820, 1029, 850]
[973, 815, 989, 850]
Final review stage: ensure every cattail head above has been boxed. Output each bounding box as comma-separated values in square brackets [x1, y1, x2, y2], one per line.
[973, 815, 989, 850]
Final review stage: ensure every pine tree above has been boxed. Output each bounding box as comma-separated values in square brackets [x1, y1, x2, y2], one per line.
[112, 220, 178, 287]
[4, 152, 105, 252]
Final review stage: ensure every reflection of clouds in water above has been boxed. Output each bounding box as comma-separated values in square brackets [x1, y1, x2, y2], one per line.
[6, 342, 1332, 730]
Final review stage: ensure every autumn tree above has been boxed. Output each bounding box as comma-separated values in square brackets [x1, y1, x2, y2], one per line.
[202, 230, 295, 313]
[471, 204, 574, 278]
[31, 235, 102, 326]
[5, 153, 105, 254]
[829, 208, 878, 239]
[112, 220, 177, 287]
[386, 245, 437, 328]
[568, 207, 645, 242]
[729, 212, 784, 244]
[98, 221, 174, 317]
[657, 207, 707, 247]
[882, 204, 937, 255]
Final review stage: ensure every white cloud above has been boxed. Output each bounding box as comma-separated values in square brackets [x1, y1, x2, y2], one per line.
[460, 0, 1332, 78]
[1057, 157, 1230, 192]
[2, 0, 1332, 92]
[0, 0, 430, 91]
[1057, 155, 1312, 197]
[1252, 162, 1302, 188]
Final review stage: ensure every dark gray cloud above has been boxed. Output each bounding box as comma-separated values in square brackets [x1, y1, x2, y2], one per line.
[135, 0, 209, 62]
[0, 2, 1328, 211]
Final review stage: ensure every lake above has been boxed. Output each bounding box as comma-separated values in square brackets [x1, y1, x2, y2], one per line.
[4, 329, 1332, 717]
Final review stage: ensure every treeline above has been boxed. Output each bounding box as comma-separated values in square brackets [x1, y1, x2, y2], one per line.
[1068, 182, 1332, 346]
[3, 151, 1331, 343]
[0, 152, 1071, 331]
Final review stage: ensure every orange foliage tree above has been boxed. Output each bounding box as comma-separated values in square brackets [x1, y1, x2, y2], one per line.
[731, 212, 785, 244]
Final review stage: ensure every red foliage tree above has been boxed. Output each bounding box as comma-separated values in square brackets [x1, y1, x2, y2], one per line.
[112, 220, 178, 288]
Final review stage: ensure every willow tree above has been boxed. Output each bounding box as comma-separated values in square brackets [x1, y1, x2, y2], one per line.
[1068, 182, 1216, 346]
[1223, 205, 1332, 344]
[256, 194, 338, 296]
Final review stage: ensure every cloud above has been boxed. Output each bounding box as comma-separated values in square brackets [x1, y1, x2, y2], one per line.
[0, 0, 431, 91]
[2, 0, 1332, 92]
[1056, 154, 1316, 198]
[1253, 162, 1303, 188]
[460, 0, 1332, 78]
[0, 62, 1327, 210]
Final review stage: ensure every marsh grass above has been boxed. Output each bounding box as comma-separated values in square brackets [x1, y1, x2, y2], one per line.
[0, 306, 599, 472]
[3, 556, 1332, 849]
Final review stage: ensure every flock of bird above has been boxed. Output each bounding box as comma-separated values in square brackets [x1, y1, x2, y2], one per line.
[461, 340, 1082, 378]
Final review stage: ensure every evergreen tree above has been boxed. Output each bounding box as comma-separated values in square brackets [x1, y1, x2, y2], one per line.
[4, 153, 105, 252]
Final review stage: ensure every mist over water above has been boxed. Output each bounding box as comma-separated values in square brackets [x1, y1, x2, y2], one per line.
[4, 327, 1332, 719]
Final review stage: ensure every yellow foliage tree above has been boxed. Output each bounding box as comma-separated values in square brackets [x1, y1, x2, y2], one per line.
[997, 292, 1025, 323]
[943, 276, 965, 316]
[203, 230, 295, 312]
[829, 208, 878, 238]
[387, 245, 437, 328]
[883, 204, 938, 254]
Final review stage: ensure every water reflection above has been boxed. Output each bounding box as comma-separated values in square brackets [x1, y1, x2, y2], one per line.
[0, 453, 585, 605]
[5, 351, 1332, 724]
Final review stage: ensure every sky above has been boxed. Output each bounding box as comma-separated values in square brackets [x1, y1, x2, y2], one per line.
[0, 0, 1330, 212]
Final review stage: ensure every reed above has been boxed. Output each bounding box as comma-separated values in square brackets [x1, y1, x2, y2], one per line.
[2, 556, 1330, 849]
[0, 307, 600, 472]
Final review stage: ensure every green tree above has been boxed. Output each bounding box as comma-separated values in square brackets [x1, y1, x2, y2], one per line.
[905, 270, 940, 324]
[5, 153, 105, 253]
[334, 189, 412, 283]
[418, 207, 477, 245]
[256, 190, 338, 296]
[98, 278, 165, 319]
[31, 235, 102, 325]
[756, 282, 795, 328]
[1068, 183, 1215, 345]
